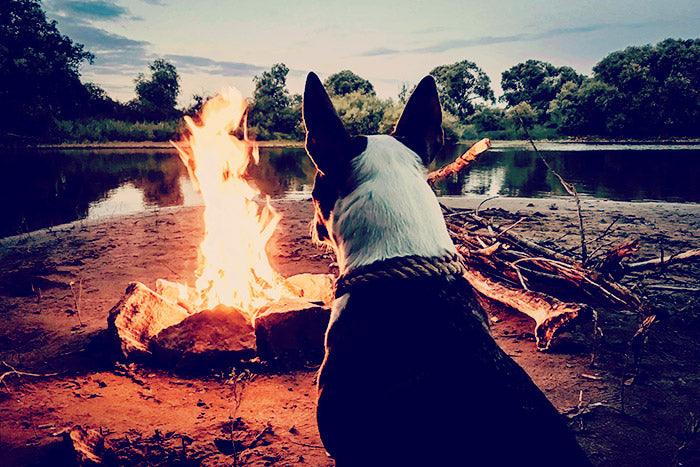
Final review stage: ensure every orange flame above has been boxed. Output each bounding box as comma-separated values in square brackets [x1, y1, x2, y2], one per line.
[173, 87, 291, 316]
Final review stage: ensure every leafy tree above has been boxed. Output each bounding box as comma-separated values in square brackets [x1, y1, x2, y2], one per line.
[183, 93, 210, 117]
[430, 60, 495, 122]
[397, 82, 413, 104]
[134, 59, 181, 121]
[325, 70, 375, 96]
[249, 63, 301, 138]
[592, 38, 700, 136]
[470, 105, 507, 132]
[0, 0, 94, 138]
[330, 91, 389, 135]
[506, 102, 539, 135]
[500, 60, 584, 119]
[548, 80, 623, 136]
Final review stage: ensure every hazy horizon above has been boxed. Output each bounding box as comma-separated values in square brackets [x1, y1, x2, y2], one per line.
[44, 0, 700, 104]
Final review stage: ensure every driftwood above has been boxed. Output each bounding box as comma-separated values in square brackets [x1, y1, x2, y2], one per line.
[430, 139, 699, 350]
[427, 138, 491, 184]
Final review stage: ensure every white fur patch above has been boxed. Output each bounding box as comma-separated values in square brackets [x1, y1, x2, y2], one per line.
[331, 134, 455, 273]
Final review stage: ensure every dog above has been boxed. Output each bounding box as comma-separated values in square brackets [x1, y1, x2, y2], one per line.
[302, 72, 590, 466]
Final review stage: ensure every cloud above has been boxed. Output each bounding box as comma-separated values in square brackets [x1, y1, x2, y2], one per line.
[54, 1, 130, 20]
[164, 54, 268, 76]
[359, 22, 651, 56]
[141, 0, 167, 4]
[361, 47, 401, 57]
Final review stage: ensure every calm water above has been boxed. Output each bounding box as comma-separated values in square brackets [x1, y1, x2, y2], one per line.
[2, 144, 699, 238]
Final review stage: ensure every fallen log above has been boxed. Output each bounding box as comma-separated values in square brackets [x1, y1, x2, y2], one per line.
[463, 268, 590, 350]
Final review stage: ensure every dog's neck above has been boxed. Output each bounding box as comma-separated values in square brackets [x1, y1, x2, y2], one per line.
[330, 135, 456, 275]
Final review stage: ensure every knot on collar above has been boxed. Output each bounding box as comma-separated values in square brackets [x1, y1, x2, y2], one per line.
[334, 253, 466, 298]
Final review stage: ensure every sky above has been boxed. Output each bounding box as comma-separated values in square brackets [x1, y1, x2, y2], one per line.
[44, 0, 700, 105]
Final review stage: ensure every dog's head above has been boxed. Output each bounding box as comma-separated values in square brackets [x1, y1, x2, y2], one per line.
[303, 72, 445, 262]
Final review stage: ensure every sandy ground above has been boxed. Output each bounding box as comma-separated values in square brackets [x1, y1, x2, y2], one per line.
[0, 197, 699, 466]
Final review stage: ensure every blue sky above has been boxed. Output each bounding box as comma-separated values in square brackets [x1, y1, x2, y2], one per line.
[45, 0, 700, 104]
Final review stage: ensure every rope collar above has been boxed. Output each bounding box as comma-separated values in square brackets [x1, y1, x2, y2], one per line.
[334, 253, 466, 298]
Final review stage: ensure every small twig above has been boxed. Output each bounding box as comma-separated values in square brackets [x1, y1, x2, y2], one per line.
[624, 249, 700, 273]
[495, 217, 526, 239]
[285, 438, 326, 449]
[645, 284, 700, 292]
[518, 119, 588, 263]
[475, 196, 500, 217]
[1, 361, 58, 390]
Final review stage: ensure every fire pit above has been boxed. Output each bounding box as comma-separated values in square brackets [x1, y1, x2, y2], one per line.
[106, 88, 333, 370]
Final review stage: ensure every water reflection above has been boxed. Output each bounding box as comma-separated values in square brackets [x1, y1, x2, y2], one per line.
[1, 145, 698, 238]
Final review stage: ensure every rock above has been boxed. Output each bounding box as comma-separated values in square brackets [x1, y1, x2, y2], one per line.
[63, 425, 111, 465]
[151, 305, 256, 370]
[107, 282, 190, 360]
[154, 278, 199, 312]
[284, 273, 334, 305]
[254, 298, 330, 363]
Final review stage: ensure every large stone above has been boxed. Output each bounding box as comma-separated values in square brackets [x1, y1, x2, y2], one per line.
[284, 273, 334, 305]
[107, 282, 190, 360]
[254, 298, 330, 363]
[151, 305, 256, 370]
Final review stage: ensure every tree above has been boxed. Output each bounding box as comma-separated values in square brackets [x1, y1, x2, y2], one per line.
[249, 63, 301, 138]
[183, 93, 210, 117]
[397, 83, 412, 104]
[134, 59, 181, 121]
[330, 92, 390, 135]
[548, 80, 624, 136]
[592, 38, 700, 136]
[325, 70, 375, 96]
[470, 105, 507, 132]
[506, 102, 539, 135]
[0, 0, 93, 138]
[430, 60, 495, 122]
[500, 60, 584, 119]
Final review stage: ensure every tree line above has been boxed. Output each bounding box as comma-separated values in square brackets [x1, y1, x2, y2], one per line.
[1, 0, 698, 143]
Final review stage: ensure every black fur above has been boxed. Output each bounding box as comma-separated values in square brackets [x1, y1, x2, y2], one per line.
[302, 72, 590, 466]
[392, 75, 444, 165]
[317, 274, 591, 466]
[303, 72, 367, 243]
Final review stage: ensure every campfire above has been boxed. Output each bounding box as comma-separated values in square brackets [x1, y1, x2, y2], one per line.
[105, 89, 700, 371]
[107, 88, 333, 369]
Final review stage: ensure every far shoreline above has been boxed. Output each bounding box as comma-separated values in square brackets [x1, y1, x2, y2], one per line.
[17, 137, 700, 151]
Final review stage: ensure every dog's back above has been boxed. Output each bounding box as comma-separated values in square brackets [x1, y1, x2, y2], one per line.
[318, 273, 589, 466]
[302, 72, 590, 466]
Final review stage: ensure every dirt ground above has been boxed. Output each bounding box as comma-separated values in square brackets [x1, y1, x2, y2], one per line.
[0, 197, 698, 466]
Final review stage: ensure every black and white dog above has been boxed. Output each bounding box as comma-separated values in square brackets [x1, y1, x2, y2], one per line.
[303, 72, 590, 466]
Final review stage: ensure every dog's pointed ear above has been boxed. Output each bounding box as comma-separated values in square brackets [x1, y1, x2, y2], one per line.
[393, 75, 443, 165]
[303, 72, 350, 175]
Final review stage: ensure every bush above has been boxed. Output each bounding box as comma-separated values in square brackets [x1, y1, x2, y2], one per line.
[55, 119, 181, 142]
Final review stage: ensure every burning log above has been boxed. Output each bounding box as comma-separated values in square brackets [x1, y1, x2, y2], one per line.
[107, 282, 191, 360]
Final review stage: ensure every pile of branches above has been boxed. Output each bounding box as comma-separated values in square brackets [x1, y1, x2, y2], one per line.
[428, 139, 700, 350]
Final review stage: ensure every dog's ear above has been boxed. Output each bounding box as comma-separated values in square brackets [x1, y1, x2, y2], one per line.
[303, 72, 350, 175]
[392, 75, 443, 165]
